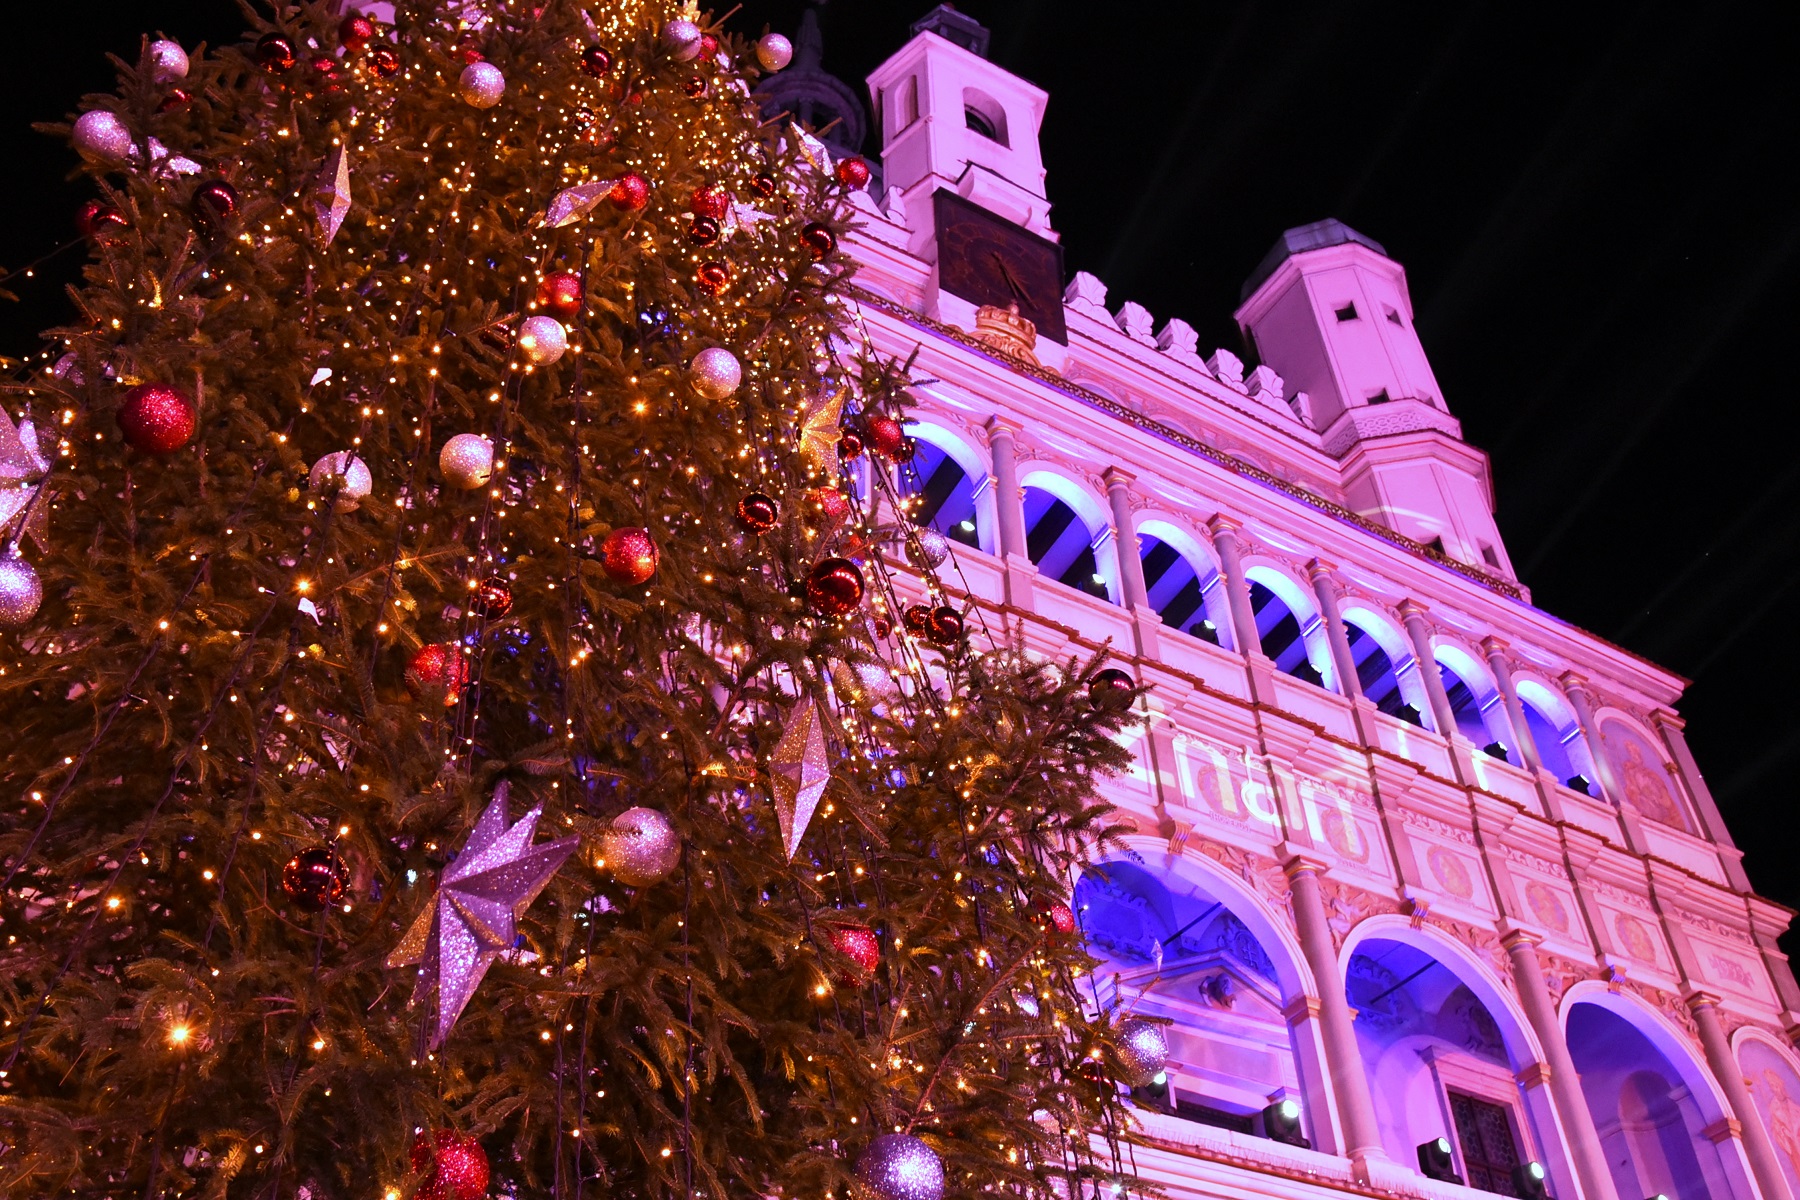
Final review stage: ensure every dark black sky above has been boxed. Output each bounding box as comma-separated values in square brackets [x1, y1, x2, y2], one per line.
[5, 3, 1796, 932]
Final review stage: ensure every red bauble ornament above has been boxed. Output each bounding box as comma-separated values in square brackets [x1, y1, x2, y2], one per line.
[695, 260, 730, 294]
[282, 846, 347, 911]
[158, 87, 192, 112]
[901, 604, 932, 636]
[863, 413, 905, 460]
[826, 922, 881, 985]
[78, 199, 128, 241]
[925, 605, 964, 646]
[683, 76, 708, 99]
[688, 215, 720, 247]
[690, 185, 729, 220]
[836, 157, 871, 188]
[735, 492, 779, 533]
[256, 32, 296, 72]
[800, 222, 837, 259]
[837, 432, 863, 462]
[453, 31, 485, 63]
[806, 557, 865, 617]
[581, 45, 613, 76]
[748, 172, 777, 201]
[1088, 667, 1135, 710]
[872, 616, 893, 639]
[339, 13, 376, 50]
[191, 181, 240, 234]
[411, 1130, 490, 1200]
[405, 643, 468, 707]
[537, 271, 583, 318]
[600, 527, 659, 585]
[609, 173, 650, 212]
[696, 33, 719, 61]
[802, 486, 850, 532]
[311, 55, 340, 79]
[369, 45, 400, 77]
[117, 384, 197, 454]
[473, 575, 513, 619]
[1035, 898, 1078, 940]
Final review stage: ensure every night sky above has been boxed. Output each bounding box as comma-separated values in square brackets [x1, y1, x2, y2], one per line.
[6, 3, 1795, 939]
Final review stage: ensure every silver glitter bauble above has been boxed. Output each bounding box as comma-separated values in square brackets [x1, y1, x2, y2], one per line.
[688, 347, 742, 401]
[458, 61, 506, 109]
[601, 807, 681, 887]
[308, 451, 373, 512]
[661, 18, 703, 61]
[854, 1135, 944, 1200]
[756, 33, 794, 72]
[832, 659, 899, 709]
[148, 39, 190, 82]
[439, 433, 495, 490]
[904, 527, 950, 569]
[1115, 1018, 1170, 1087]
[517, 315, 568, 365]
[0, 557, 44, 630]
[73, 110, 133, 163]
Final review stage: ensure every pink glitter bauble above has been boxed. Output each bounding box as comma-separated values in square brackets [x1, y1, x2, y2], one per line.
[411, 1130, 489, 1200]
[600, 527, 658, 585]
[117, 384, 196, 455]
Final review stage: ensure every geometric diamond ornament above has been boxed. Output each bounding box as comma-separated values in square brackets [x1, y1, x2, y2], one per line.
[386, 783, 579, 1046]
[768, 695, 831, 860]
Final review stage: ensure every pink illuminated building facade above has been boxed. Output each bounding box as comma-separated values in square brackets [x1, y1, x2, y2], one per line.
[769, 10, 1800, 1200]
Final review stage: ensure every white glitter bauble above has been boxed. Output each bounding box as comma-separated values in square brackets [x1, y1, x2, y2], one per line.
[602, 807, 681, 887]
[854, 1135, 944, 1200]
[661, 18, 703, 61]
[439, 433, 495, 490]
[73, 110, 133, 163]
[833, 659, 898, 709]
[755, 33, 793, 72]
[308, 451, 373, 512]
[1115, 1018, 1170, 1087]
[904, 527, 950, 569]
[148, 39, 190, 82]
[687, 347, 741, 401]
[517, 315, 568, 365]
[0, 557, 44, 630]
[458, 61, 506, 108]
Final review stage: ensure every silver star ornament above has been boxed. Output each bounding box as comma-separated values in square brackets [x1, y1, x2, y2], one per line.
[387, 783, 579, 1046]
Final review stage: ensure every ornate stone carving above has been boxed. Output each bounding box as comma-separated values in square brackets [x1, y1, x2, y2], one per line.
[1588, 876, 1657, 912]
[970, 302, 1044, 369]
[1537, 949, 1599, 1005]
[1192, 839, 1294, 926]
[1317, 874, 1400, 950]
[1492, 842, 1569, 881]
[1400, 808, 1479, 846]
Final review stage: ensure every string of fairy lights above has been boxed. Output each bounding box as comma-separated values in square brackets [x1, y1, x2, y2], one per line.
[0, 1, 1142, 1196]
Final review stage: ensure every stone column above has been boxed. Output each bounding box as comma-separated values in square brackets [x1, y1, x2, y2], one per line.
[1308, 559, 1362, 701]
[1482, 637, 1541, 772]
[1208, 515, 1261, 658]
[985, 416, 1027, 560]
[1282, 853, 1386, 1165]
[1104, 467, 1148, 610]
[1690, 992, 1795, 1200]
[1399, 599, 1457, 737]
[1560, 673, 1622, 805]
[1502, 930, 1621, 1200]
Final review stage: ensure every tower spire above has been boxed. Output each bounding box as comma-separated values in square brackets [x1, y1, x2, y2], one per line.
[754, 3, 869, 159]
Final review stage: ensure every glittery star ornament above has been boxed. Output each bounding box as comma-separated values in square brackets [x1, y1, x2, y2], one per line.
[0, 408, 51, 554]
[854, 1135, 944, 1200]
[796, 385, 846, 478]
[769, 696, 830, 860]
[386, 783, 579, 1046]
[312, 145, 351, 246]
[540, 178, 617, 228]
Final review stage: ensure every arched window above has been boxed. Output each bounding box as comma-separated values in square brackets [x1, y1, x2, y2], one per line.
[1022, 482, 1113, 602]
[1566, 999, 1733, 1200]
[1343, 609, 1426, 725]
[1244, 567, 1335, 691]
[1077, 860, 1317, 1147]
[1137, 529, 1227, 646]
[961, 87, 1009, 146]
[1515, 680, 1601, 795]
[902, 436, 980, 549]
[1435, 648, 1511, 759]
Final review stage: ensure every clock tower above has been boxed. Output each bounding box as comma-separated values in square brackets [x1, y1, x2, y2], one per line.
[866, 8, 1065, 351]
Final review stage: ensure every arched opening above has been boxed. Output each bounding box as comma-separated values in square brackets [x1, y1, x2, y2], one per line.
[1567, 1000, 1727, 1200]
[1138, 529, 1227, 646]
[1347, 935, 1553, 1191]
[1077, 858, 1318, 1146]
[1343, 608, 1426, 725]
[900, 433, 984, 551]
[1245, 567, 1334, 691]
[1021, 481, 1114, 602]
[1515, 681, 1600, 795]
[961, 87, 1009, 146]
[1436, 647, 1511, 759]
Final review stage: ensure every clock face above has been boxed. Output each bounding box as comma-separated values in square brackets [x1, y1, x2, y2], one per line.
[933, 191, 1067, 344]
